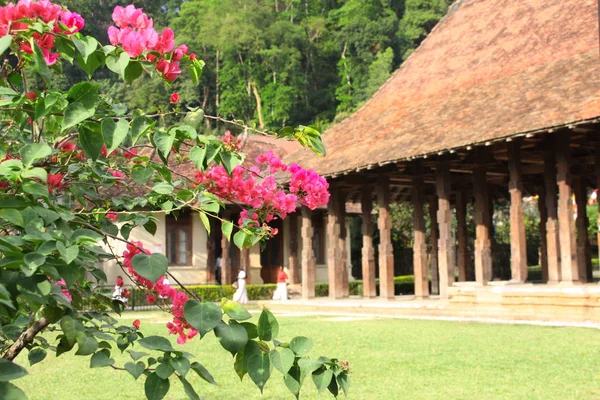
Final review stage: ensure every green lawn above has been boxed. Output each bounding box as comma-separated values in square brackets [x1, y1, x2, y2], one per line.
[15, 311, 600, 400]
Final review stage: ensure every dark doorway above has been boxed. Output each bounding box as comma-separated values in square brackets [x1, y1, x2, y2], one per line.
[260, 218, 284, 283]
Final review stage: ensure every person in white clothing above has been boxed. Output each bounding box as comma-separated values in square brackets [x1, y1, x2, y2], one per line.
[272, 266, 288, 300]
[233, 268, 248, 304]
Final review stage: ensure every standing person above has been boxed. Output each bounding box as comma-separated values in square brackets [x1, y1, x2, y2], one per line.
[272, 266, 289, 300]
[112, 275, 127, 303]
[215, 256, 222, 285]
[232, 267, 248, 304]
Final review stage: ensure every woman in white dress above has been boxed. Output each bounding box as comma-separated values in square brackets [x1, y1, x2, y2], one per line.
[233, 268, 248, 304]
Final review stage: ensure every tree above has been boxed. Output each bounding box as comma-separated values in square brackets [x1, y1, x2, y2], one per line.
[0, 2, 349, 399]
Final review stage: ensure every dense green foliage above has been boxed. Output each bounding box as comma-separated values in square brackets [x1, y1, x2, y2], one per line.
[53, 0, 450, 131]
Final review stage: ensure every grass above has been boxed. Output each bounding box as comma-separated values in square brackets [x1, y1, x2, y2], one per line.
[14, 310, 600, 400]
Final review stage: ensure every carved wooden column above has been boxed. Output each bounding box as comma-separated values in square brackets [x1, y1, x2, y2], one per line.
[596, 143, 600, 271]
[456, 190, 468, 282]
[574, 177, 592, 282]
[544, 144, 561, 283]
[221, 212, 232, 286]
[412, 171, 429, 297]
[429, 197, 439, 295]
[327, 186, 344, 298]
[377, 179, 395, 299]
[473, 164, 492, 284]
[361, 187, 376, 298]
[436, 161, 455, 298]
[538, 184, 549, 283]
[339, 192, 349, 297]
[556, 132, 579, 282]
[241, 248, 251, 284]
[206, 218, 217, 283]
[288, 213, 299, 284]
[508, 141, 528, 282]
[301, 208, 316, 299]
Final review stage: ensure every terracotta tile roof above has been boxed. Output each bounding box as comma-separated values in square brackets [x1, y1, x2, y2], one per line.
[285, 0, 600, 176]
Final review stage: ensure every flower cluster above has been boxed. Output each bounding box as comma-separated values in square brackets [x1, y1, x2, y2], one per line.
[196, 147, 329, 227]
[122, 241, 198, 344]
[0, 0, 85, 65]
[107, 5, 189, 82]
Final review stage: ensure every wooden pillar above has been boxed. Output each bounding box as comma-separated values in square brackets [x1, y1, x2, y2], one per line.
[544, 145, 561, 283]
[456, 190, 468, 282]
[429, 197, 439, 295]
[288, 213, 299, 284]
[301, 208, 316, 299]
[339, 192, 349, 297]
[241, 248, 251, 284]
[361, 188, 376, 298]
[473, 164, 492, 284]
[508, 141, 528, 282]
[206, 218, 217, 283]
[221, 212, 232, 286]
[574, 177, 592, 282]
[436, 161, 455, 298]
[596, 144, 600, 268]
[327, 187, 344, 298]
[377, 179, 395, 299]
[412, 172, 429, 297]
[556, 132, 579, 282]
[538, 185, 549, 282]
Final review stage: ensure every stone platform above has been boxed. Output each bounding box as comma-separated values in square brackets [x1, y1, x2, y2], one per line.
[258, 283, 600, 328]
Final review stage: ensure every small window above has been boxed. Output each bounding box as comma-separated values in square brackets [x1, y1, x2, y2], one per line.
[166, 212, 192, 266]
[312, 214, 325, 265]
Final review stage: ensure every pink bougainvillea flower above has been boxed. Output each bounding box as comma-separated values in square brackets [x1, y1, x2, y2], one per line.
[25, 91, 37, 101]
[156, 59, 181, 81]
[47, 172, 64, 193]
[60, 141, 76, 152]
[146, 294, 157, 304]
[123, 147, 138, 159]
[170, 93, 179, 103]
[153, 28, 175, 54]
[105, 212, 118, 221]
[172, 44, 188, 61]
[133, 319, 140, 329]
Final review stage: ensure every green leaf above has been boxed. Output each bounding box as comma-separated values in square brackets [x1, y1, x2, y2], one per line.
[222, 299, 252, 321]
[75, 332, 99, 356]
[28, 348, 47, 366]
[20, 143, 52, 167]
[257, 308, 279, 341]
[183, 300, 222, 335]
[75, 50, 105, 78]
[102, 118, 129, 155]
[327, 372, 339, 397]
[290, 336, 312, 356]
[62, 83, 99, 131]
[131, 165, 153, 186]
[240, 322, 258, 340]
[199, 212, 210, 234]
[222, 221, 233, 241]
[131, 253, 168, 283]
[270, 348, 294, 375]
[170, 356, 190, 378]
[247, 353, 271, 393]
[73, 35, 98, 63]
[55, 35, 75, 63]
[153, 130, 175, 164]
[0, 35, 12, 56]
[106, 52, 130, 78]
[183, 109, 205, 130]
[56, 242, 79, 264]
[155, 363, 174, 380]
[22, 181, 48, 198]
[60, 315, 85, 346]
[214, 321, 248, 356]
[0, 209, 24, 227]
[90, 349, 114, 368]
[22, 252, 46, 276]
[312, 368, 333, 394]
[78, 124, 104, 160]
[32, 41, 50, 82]
[233, 230, 248, 250]
[336, 373, 350, 396]
[189, 146, 206, 170]
[220, 152, 243, 174]
[21, 167, 48, 183]
[178, 376, 200, 400]
[190, 361, 217, 385]
[152, 182, 173, 195]
[144, 372, 170, 400]
[0, 381, 28, 400]
[131, 116, 154, 145]
[125, 361, 145, 380]
[127, 350, 149, 361]
[0, 359, 27, 381]
[138, 336, 175, 352]
[124, 61, 143, 84]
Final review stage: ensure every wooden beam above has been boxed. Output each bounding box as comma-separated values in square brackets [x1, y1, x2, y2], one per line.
[429, 197, 440, 295]
[377, 178, 395, 299]
[436, 160, 455, 298]
[301, 208, 316, 299]
[361, 188, 376, 298]
[574, 177, 592, 282]
[538, 184, 549, 282]
[456, 190, 468, 282]
[508, 141, 528, 282]
[327, 187, 344, 298]
[556, 132, 579, 282]
[412, 169, 429, 297]
[473, 163, 493, 284]
[339, 191, 349, 298]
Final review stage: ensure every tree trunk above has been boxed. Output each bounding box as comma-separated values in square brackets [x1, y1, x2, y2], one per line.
[252, 83, 265, 129]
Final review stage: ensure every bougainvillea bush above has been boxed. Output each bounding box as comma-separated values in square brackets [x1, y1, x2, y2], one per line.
[0, 2, 349, 399]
